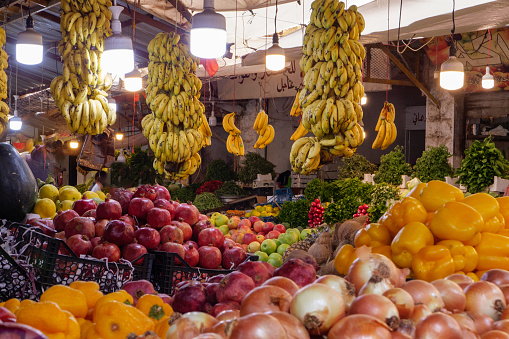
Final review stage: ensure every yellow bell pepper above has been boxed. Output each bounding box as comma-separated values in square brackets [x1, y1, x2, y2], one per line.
[406, 183, 427, 200]
[69, 281, 103, 310]
[154, 315, 171, 339]
[497, 197, 509, 228]
[391, 197, 428, 229]
[463, 232, 482, 247]
[19, 299, 35, 308]
[499, 229, 509, 237]
[391, 222, 434, 268]
[2, 298, 20, 313]
[437, 240, 479, 272]
[378, 211, 400, 238]
[354, 223, 391, 248]
[475, 232, 509, 271]
[92, 290, 134, 322]
[334, 244, 357, 276]
[429, 201, 484, 242]
[77, 318, 94, 339]
[462, 193, 500, 223]
[412, 245, 455, 282]
[419, 180, 464, 212]
[425, 212, 435, 227]
[136, 294, 173, 323]
[372, 245, 392, 259]
[486, 213, 505, 234]
[467, 272, 480, 281]
[16, 301, 80, 339]
[92, 301, 154, 339]
[40, 285, 88, 319]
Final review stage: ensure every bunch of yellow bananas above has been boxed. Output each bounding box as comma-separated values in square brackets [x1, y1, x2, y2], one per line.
[253, 110, 275, 149]
[0, 27, 8, 136]
[51, 0, 115, 135]
[143, 32, 207, 180]
[289, 0, 366, 171]
[290, 137, 324, 175]
[372, 102, 397, 150]
[223, 112, 245, 156]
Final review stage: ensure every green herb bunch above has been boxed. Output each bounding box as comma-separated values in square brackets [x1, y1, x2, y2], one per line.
[368, 183, 400, 222]
[215, 181, 245, 196]
[277, 199, 311, 228]
[456, 137, 509, 193]
[193, 192, 223, 211]
[373, 145, 412, 186]
[323, 197, 360, 224]
[412, 145, 454, 182]
[304, 178, 323, 201]
[171, 186, 196, 203]
[338, 154, 378, 180]
[238, 152, 276, 184]
[205, 159, 236, 182]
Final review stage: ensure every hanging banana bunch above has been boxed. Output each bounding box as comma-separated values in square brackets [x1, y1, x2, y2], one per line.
[0, 27, 8, 136]
[253, 110, 275, 149]
[290, 0, 366, 174]
[223, 112, 245, 156]
[372, 102, 397, 150]
[50, 0, 115, 135]
[143, 32, 205, 180]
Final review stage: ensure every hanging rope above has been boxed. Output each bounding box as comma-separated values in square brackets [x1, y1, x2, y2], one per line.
[233, 0, 238, 113]
[386, 0, 390, 103]
[263, 0, 269, 111]
[487, 29, 492, 65]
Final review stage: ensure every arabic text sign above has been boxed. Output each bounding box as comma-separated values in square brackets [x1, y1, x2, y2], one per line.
[406, 106, 426, 131]
[217, 61, 302, 100]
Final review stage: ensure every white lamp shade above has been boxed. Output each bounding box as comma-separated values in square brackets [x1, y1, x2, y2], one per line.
[16, 28, 43, 65]
[102, 47, 134, 76]
[9, 116, 22, 130]
[124, 69, 142, 92]
[360, 94, 367, 105]
[190, 28, 226, 59]
[208, 114, 217, 126]
[117, 153, 126, 163]
[482, 66, 495, 89]
[115, 132, 124, 140]
[266, 53, 285, 71]
[69, 140, 79, 149]
[440, 56, 464, 90]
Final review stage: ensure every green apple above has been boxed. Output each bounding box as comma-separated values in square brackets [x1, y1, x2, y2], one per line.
[300, 228, 315, 241]
[287, 228, 301, 239]
[268, 253, 283, 268]
[273, 239, 282, 248]
[261, 239, 277, 255]
[248, 241, 261, 253]
[281, 232, 299, 245]
[215, 214, 229, 227]
[254, 250, 269, 262]
[277, 243, 290, 256]
[218, 225, 229, 235]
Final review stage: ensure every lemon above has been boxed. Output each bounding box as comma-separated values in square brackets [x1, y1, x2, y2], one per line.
[252, 210, 261, 217]
[245, 212, 251, 217]
[33, 198, 57, 219]
[260, 211, 268, 217]
[58, 185, 74, 195]
[265, 206, 273, 213]
[39, 184, 59, 202]
[58, 200, 74, 211]
[59, 187, 82, 202]
[96, 191, 106, 200]
[255, 205, 263, 212]
[83, 191, 100, 200]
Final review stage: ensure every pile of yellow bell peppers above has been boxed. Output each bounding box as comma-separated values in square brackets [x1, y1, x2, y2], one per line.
[335, 180, 509, 282]
[0, 281, 173, 339]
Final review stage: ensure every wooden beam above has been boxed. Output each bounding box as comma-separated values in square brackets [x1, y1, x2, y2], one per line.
[5, 0, 60, 25]
[34, 10, 61, 24]
[165, 0, 192, 23]
[118, 3, 186, 32]
[363, 77, 415, 87]
[377, 43, 440, 108]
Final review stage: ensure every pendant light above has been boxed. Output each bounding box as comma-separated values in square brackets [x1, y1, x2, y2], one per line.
[360, 93, 367, 105]
[440, 0, 464, 91]
[190, 0, 227, 58]
[124, 68, 142, 92]
[9, 95, 22, 130]
[208, 102, 217, 126]
[69, 138, 79, 149]
[16, 4, 43, 65]
[117, 149, 126, 163]
[115, 131, 124, 140]
[482, 30, 494, 89]
[265, 0, 285, 71]
[103, 0, 134, 76]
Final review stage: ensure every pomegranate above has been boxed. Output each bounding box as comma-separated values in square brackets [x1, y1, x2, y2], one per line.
[134, 227, 161, 250]
[184, 243, 200, 267]
[216, 272, 255, 304]
[185, 240, 199, 249]
[146, 208, 172, 229]
[103, 220, 135, 246]
[205, 283, 219, 304]
[154, 199, 176, 219]
[222, 245, 247, 269]
[53, 210, 79, 232]
[199, 214, 209, 221]
[110, 188, 134, 215]
[208, 275, 225, 283]
[65, 217, 95, 239]
[122, 243, 148, 265]
[27, 218, 55, 236]
[220, 238, 236, 253]
[82, 209, 96, 218]
[128, 198, 154, 221]
[66, 234, 92, 256]
[198, 246, 222, 269]
[175, 202, 200, 226]
[237, 261, 273, 287]
[172, 283, 207, 314]
[170, 200, 180, 210]
[209, 302, 241, 317]
[96, 199, 122, 220]
[119, 215, 135, 226]
[154, 185, 171, 201]
[159, 242, 186, 264]
[160, 225, 184, 244]
[261, 261, 276, 275]
[122, 280, 156, 306]
[171, 220, 192, 241]
[133, 185, 157, 201]
[92, 242, 121, 262]
[198, 228, 225, 248]
[90, 236, 102, 248]
[72, 199, 98, 216]
[94, 219, 109, 237]
[274, 259, 316, 287]
[158, 293, 172, 306]
[192, 220, 212, 241]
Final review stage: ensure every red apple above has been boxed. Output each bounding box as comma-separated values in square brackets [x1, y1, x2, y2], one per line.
[103, 220, 135, 246]
[257, 231, 265, 237]
[238, 218, 251, 229]
[242, 233, 257, 245]
[96, 199, 122, 220]
[134, 227, 161, 250]
[266, 230, 281, 239]
[72, 199, 98, 216]
[233, 232, 244, 244]
[227, 216, 241, 230]
[238, 225, 252, 234]
[66, 234, 92, 256]
[160, 225, 184, 244]
[248, 216, 261, 226]
[273, 224, 286, 233]
[146, 208, 172, 230]
[171, 220, 192, 241]
[256, 235, 265, 243]
[262, 222, 274, 233]
[65, 217, 95, 239]
[94, 219, 109, 237]
[54, 210, 79, 232]
[253, 220, 265, 233]
[92, 242, 121, 262]
[159, 242, 186, 265]
[122, 243, 148, 265]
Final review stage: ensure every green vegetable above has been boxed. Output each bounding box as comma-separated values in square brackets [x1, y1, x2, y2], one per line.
[277, 199, 311, 228]
[215, 181, 245, 196]
[373, 145, 412, 186]
[456, 136, 509, 193]
[172, 186, 196, 203]
[110, 147, 163, 187]
[193, 192, 223, 211]
[412, 145, 454, 182]
[304, 178, 323, 201]
[238, 152, 276, 184]
[337, 154, 377, 180]
[205, 159, 236, 182]
[323, 197, 360, 224]
[368, 183, 400, 223]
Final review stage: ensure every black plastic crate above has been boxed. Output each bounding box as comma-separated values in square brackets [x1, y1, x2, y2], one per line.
[254, 187, 274, 196]
[0, 246, 41, 301]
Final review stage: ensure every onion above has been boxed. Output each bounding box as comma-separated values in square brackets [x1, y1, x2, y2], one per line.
[402, 280, 445, 312]
[411, 304, 432, 324]
[493, 319, 509, 334]
[206, 319, 236, 338]
[432, 279, 466, 313]
[359, 275, 394, 295]
[229, 313, 288, 339]
[480, 330, 509, 339]
[346, 252, 409, 292]
[446, 274, 475, 284]
[451, 313, 476, 332]
[500, 285, 509, 305]
[216, 310, 240, 322]
[194, 334, 225, 339]
[262, 277, 300, 296]
[391, 332, 413, 339]
[468, 312, 495, 335]
[465, 281, 506, 321]
[239, 286, 292, 316]
[396, 319, 416, 337]
[502, 308, 509, 321]
[383, 288, 415, 319]
[315, 275, 356, 310]
[265, 311, 310, 339]
[415, 313, 462, 339]
[462, 327, 481, 339]
[182, 312, 219, 332]
[166, 317, 200, 339]
[328, 314, 392, 339]
[290, 282, 345, 335]
[482, 270, 509, 287]
[349, 293, 400, 330]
